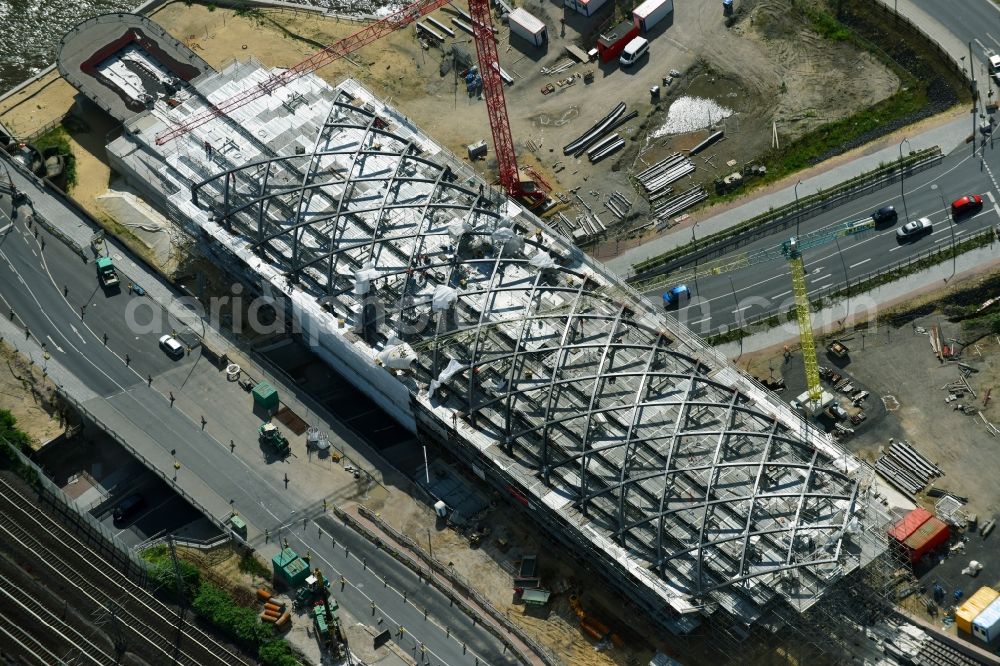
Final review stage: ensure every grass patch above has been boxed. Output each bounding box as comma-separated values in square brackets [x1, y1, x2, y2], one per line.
[33, 125, 77, 191]
[239, 552, 271, 579]
[0, 409, 39, 484]
[142, 546, 302, 665]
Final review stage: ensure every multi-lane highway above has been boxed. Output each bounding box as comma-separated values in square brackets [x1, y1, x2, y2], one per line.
[0, 168, 517, 666]
[644, 135, 1000, 335]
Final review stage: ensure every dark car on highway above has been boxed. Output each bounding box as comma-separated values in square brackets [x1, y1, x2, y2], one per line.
[113, 493, 145, 525]
[951, 194, 982, 217]
[871, 205, 897, 226]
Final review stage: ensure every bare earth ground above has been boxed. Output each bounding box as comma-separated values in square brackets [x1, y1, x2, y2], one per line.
[0, 341, 64, 447]
[1, 0, 898, 274]
[738, 270, 1000, 520]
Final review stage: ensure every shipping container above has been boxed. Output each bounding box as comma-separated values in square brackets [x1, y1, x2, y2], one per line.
[973, 596, 1000, 644]
[956, 587, 999, 635]
[508, 8, 547, 47]
[596, 20, 639, 63]
[563, 0, 609, 17]
[902, 516, 949, 563]
[887, 507, 932, 543]
[633, 0, 674, 33]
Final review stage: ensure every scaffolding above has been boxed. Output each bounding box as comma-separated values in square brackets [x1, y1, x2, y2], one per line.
[101, 58, 887, 632]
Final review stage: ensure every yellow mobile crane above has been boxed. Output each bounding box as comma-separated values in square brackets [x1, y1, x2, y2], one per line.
[639, 217, 876, 414]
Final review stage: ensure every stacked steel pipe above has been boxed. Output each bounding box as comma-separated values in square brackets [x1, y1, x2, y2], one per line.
[876, 439, 942, 496]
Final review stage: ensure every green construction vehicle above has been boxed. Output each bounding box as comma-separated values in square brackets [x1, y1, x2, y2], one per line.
[258, 422, 290, 457]
[96, 256, 120, 289]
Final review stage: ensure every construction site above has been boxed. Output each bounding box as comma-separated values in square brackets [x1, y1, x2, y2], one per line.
[47, 2, 908, 661]
[0, 0, 990, 665]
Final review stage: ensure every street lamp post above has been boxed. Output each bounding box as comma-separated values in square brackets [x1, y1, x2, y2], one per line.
[931, 184, 956, 281]
[794, 180, 803, 238]
[898, 137, 911, 223]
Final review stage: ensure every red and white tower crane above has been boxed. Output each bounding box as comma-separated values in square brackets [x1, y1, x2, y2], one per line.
[154, 0, 548, 204]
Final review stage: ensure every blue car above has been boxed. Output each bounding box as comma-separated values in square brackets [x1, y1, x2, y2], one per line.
[662, 284, 691, 307]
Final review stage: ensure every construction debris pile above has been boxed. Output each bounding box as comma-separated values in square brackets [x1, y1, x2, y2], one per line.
[876, 438, 943, 497]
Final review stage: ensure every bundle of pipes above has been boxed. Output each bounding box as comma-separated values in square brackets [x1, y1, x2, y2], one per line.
[651, 186, 707, 220]
[426, 15, 455, 37]
[876, 439, 942, 496]
[605, 191, 631, 220]
[875, 457, 923, 496]
[637, 153, 695, 196]
[588, 134, 624, 163]
[563, 103, 625, 156]
[541, 60, 575, 76]
[416, 22, 445, 42]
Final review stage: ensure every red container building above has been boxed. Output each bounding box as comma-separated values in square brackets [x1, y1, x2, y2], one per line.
[887, 507, 931, 543]
[596, 20, 639, 63]
[903, 517, 950, 563]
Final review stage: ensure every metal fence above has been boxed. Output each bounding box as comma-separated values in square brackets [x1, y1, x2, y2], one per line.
[1, 438, 149, 586]
[58, 391, 237, 546]
[710, 226, 999, 339]
[630, 149, 944, 281]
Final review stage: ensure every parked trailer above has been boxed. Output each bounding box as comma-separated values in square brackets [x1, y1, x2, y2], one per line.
[508, 8, 547, 47]
[596, 20, 639, 63]
[563, 0, 609, 17]
[957, 587, 999, 635]
[633, 0, 674, 33]
[973, 596, 1000, 644]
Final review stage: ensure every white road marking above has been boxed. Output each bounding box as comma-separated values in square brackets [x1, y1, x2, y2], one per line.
[774, 290, 792, 299]
[975, 38, 991, 54]
[849, 258, 871, 269]
[995, 203, 1000, 219]
[688, 316, 712, 326]
[732, 305, 751, 314]
[70, 324, 86, 344]
[987, 191, 996, 203]
[45, 336, 65, 353]
[889, 245, 903, 252]
[811, 273, 833, 284]
[988, 33, 1000, 49]
[0, 223, 11, 234]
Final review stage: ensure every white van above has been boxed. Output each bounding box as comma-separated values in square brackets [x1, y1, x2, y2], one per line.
[990, 54, 1000, 73]
[620, 36, 649, 67]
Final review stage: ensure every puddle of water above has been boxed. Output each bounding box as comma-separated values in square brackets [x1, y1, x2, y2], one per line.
[650, 96, 734, 138]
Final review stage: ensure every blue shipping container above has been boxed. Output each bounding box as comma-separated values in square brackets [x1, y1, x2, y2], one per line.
[973, 595, 1000, 644]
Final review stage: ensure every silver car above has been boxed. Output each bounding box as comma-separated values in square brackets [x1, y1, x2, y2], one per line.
[158, 334, 184, 358]
[896, 217, 932, 240]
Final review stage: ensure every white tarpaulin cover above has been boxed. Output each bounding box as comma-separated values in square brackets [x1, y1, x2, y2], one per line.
[448, 219, 472, 240]
[354, 262, 380, 295]
[377, 336, 418, 370]
[429, 358, 465, 395]
[529, 252, 557, 270]
[432, 284, 458, 311]
[492, 226, 523, 256]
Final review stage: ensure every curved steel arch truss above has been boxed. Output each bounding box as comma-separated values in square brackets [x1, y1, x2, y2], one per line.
[191, 82, 866, 608]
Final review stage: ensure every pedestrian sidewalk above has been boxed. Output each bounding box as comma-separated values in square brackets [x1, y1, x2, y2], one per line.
[604, 112, 971, 274]
[606, 0, 988, 275]
[4, 155, 390, 491]
[343, 503, 549, 666]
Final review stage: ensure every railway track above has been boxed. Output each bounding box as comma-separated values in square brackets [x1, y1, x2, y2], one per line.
[0, 476, 250, 665]
[0, 572, 118, 665]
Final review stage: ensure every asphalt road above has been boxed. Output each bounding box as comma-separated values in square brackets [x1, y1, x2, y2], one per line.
[911, 0, 1000, 75]
[0, 177, 515, 666]
[644, 144, 1000, 336]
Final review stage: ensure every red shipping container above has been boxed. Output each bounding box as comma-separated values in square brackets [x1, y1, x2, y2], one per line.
[887, 507, 932, 543]
[596, 20, 639, 63]
[903, 517, 950, 563]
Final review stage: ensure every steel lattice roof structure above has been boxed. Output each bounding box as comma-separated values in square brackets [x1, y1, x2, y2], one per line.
[96, 50, 885, 626]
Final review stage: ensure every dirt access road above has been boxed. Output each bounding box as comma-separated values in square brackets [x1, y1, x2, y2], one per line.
[0, 0, 896, 273]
